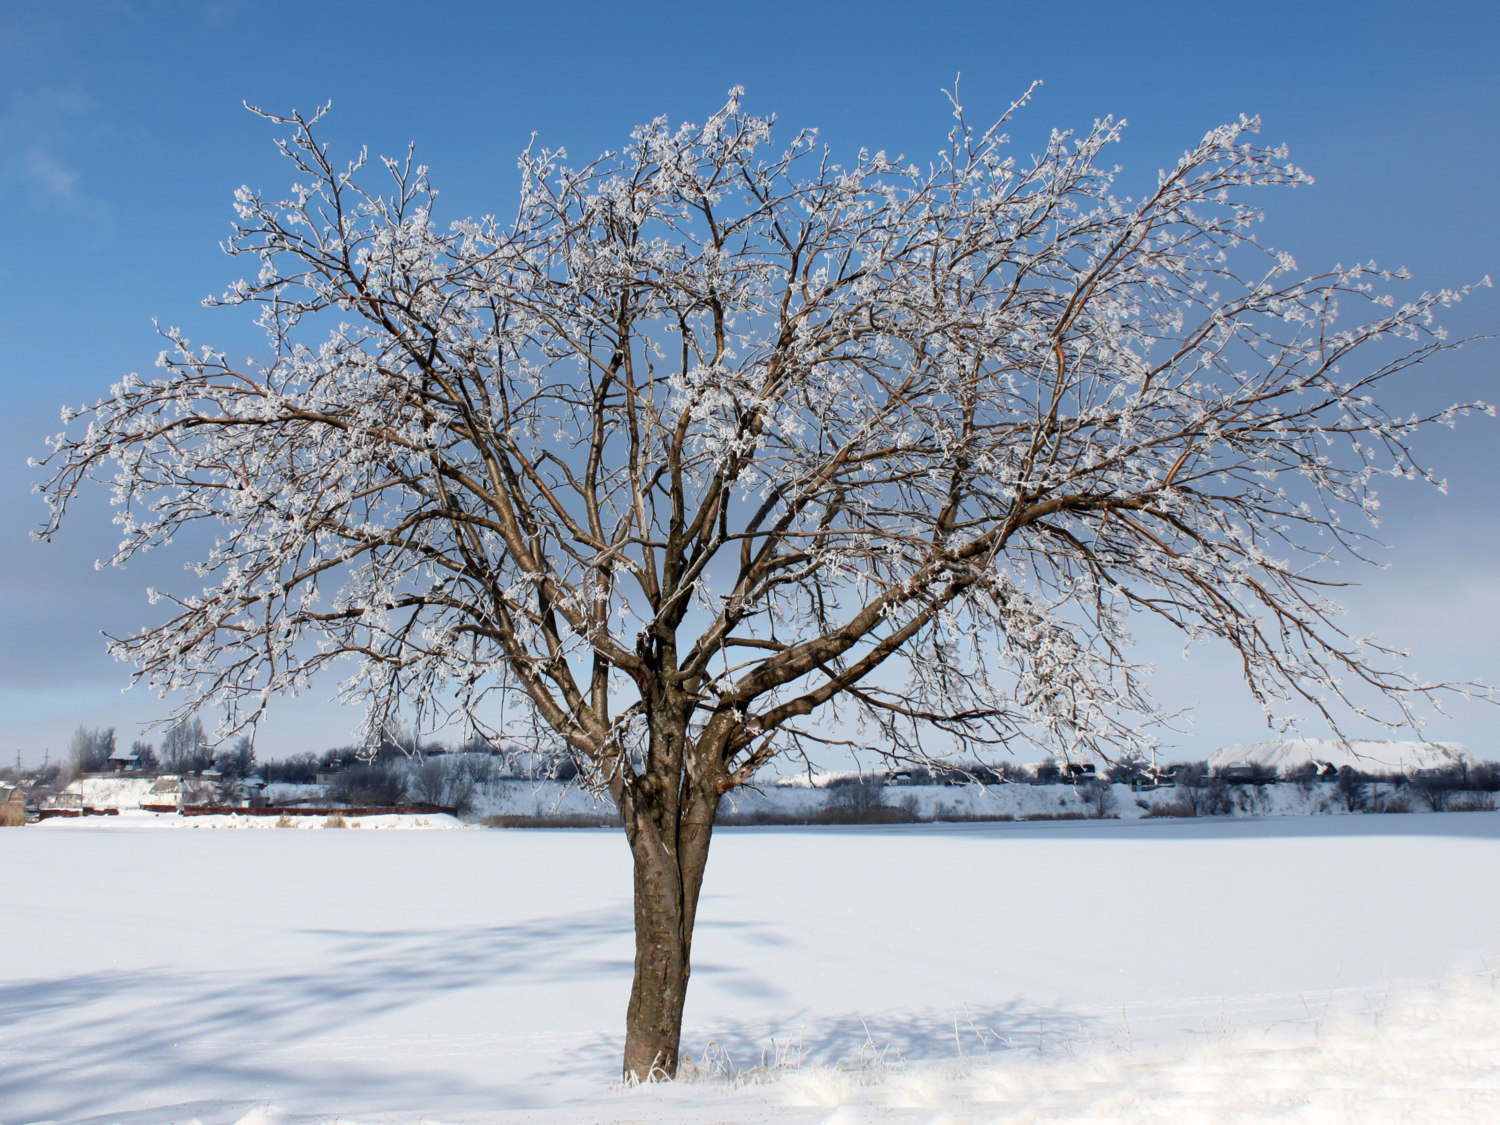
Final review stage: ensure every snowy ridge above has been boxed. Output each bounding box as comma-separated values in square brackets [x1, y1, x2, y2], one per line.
[1209, 738, 1476, 774]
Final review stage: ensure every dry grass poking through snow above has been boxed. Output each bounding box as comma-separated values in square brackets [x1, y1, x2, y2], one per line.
[663, 974, 1500, 1123]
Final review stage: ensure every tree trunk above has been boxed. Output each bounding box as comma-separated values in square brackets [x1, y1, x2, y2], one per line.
[620, 782, 719, 1082]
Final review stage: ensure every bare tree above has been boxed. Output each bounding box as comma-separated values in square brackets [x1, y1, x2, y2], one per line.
[34, 90, 1491, 1079]
[215, 734, 256, 778]
[66, 726, 115, 776]
[131, 740, 160, 772]
[1332, 765, 1369, 812]
[409, 753, 478, 810]
[1075, 777, 1117, 818]
[160, 716, 211, 773]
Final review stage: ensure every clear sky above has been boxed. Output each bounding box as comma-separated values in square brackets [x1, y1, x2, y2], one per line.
[2, 0, 1497, 766]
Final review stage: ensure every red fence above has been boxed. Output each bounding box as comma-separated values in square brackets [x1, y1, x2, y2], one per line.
[179, 804, 458, 818]
[36, 804, 457, 819]
[36, 808, 120, 820]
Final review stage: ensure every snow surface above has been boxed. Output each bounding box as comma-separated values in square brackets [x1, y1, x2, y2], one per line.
[1209, 738, 1476, 774]
[4, 814, 1499, 1123]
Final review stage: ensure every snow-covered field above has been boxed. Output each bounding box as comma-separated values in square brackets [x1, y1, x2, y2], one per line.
[4, 813, 1499, 1123]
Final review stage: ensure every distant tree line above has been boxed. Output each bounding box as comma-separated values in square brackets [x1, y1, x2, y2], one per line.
[57, 719, 256, 780]
[10, 730, 1494, 821]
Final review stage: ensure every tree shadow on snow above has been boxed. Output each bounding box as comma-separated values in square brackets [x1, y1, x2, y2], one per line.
[0, 905, 633, 1122]
[675, 1000, 1111, 1077]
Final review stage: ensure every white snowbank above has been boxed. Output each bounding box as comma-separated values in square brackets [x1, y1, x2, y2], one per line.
[1210, 738, 1476, 774]
[37, 807, 466, 829]
[745, 974, 1500, 1122]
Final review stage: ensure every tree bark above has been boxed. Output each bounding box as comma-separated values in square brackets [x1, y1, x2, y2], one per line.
[620, 776, 719, 1082]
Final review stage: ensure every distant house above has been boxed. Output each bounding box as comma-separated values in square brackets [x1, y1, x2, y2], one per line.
[0, 783, 26, 827]
[107, 747, 140, 772]
[142, 773, 265, 811]
[143, 775, 212, 811]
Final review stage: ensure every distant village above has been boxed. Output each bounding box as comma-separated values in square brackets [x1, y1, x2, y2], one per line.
[3, 718, 1497, 829]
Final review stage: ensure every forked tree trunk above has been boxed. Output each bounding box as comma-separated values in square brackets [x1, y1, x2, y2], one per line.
[620, 780, 719, 1082]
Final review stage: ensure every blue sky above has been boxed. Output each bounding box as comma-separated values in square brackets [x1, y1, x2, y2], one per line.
[2, 0, 1497, 765]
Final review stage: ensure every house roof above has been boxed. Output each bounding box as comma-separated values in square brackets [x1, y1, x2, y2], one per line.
[108, 749, 140, 762]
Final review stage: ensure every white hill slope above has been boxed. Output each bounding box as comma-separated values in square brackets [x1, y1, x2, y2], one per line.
[1208, 738, 1476, 774]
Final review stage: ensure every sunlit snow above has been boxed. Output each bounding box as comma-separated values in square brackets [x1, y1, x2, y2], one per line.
[5, 813, 1498, 1123]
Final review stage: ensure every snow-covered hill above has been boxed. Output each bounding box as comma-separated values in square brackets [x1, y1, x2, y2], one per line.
[1208, 738, 1475, 774]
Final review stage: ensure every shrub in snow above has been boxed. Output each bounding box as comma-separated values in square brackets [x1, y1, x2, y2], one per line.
[1332, 766, 1369, 812]
[1411, 769, 1461, 812]
[1074, 779, 1117, 818]
[408, 754, 485, 812]
[329, 762, 407, 807]
[1448, 791, 1496, 812]
[1182, 781, 1233, 818]
[820, 777, 915, 824]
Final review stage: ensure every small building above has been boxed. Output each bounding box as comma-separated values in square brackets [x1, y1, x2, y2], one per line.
[143, 774, 218, 810]
[107, 747, 140, 772]
[0, 783, 27, 826]
[142, 775, 185, 811]
[143, 773, 263, 812]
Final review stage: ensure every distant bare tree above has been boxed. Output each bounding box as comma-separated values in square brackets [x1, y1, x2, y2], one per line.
[131, 740, 160, 772]
[66, 726, 115, 776]
[215, 735, 256, 778]
[1332, 766, 1368, 812]
[410, 754, 478, 811]
[1076, 777, 1117, 818]
[160, 717, 211, 773]
[35, 90, 1492, 1079]
[330, 761, 407, 806]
